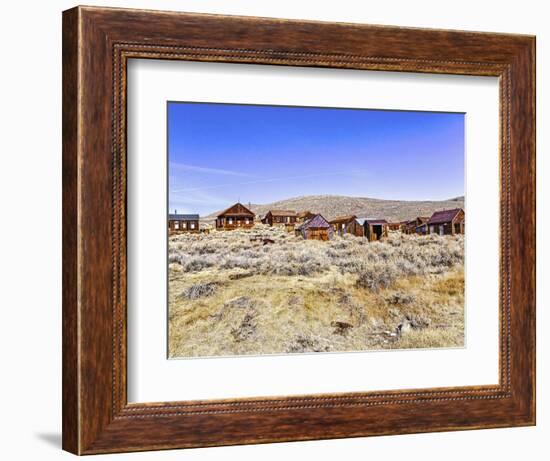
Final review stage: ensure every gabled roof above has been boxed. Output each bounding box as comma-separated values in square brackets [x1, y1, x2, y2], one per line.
[364, 219, 388, 225]
[168, 214, 199, 221]
[297, 214, 331, 230]
[428, 208, 463, 225]
[266, 210, 297, 217]
[329, 215, 357, 224]
[217, 202, 255, 218]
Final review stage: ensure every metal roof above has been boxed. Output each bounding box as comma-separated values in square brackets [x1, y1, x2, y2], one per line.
[168, 214, 199, 221]
[296, 214, 331, 230]
[428, 208, 463, 225]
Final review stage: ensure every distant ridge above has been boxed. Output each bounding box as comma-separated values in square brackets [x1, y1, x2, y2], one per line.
[203, 195, 465, 222]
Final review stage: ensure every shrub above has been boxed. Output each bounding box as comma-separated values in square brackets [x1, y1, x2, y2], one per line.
[180, 281, 219, 300]
[168, 228, 464, 292]
[356, 263, 398, 292]
[386, 292, 416, 305]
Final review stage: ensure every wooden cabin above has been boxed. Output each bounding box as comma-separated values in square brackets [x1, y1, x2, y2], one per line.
[216, 203, 255, 230]
[388, 221, 406, 232]
[168, 213, 200, 233]
[362, 219, 389, 242]
[405, 216, 429, 235]
[263, 210, 298, 227]
[296, 211, 316, 223]
[329, 215, 364, 237]
[428, 208, 465, 235]
[295, 214, 333, 241]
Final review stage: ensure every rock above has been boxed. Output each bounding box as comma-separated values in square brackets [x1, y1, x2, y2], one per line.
[396, 321, 412, 336]
[287, 336, 331, 353]
[211, 296, 258, 321]
[179, 281, 219, 300]
[228, 271, 252, 280]
[331, 321, 354, 336]
[230, 313, 257, 342]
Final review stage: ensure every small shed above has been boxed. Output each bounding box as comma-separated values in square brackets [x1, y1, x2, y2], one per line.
[329, 215, 364, 237]
[295, 214, 333, 241]
[264, 210, 297, 226]
[216, 202, 255, 230]
[362, 219, 389, 242]
[428, 208, 465, 235]
[168, 213, 200, 233]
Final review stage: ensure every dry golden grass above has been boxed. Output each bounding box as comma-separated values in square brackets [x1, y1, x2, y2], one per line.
[168, 226, 464, 358]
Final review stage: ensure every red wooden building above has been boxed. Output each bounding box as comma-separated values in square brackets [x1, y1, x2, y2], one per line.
[427, 208, 465, 235]
[215, 203, 255, 230]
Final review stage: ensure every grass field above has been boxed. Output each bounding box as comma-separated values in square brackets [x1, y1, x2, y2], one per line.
[168, 226, 464, 358]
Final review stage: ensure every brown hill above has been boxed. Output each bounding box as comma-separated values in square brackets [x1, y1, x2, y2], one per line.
[204, 195, 464, 223]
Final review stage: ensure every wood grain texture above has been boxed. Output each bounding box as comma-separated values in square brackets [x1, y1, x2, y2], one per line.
[62, 5, 536, 455]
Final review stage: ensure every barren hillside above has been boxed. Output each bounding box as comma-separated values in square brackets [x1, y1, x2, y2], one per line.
[204, 195, 464, 222]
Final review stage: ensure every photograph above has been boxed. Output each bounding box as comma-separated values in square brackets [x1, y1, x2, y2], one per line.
[167, 102, 466, 358]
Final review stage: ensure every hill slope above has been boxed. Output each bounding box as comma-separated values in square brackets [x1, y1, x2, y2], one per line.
[204, 195, 464, 222]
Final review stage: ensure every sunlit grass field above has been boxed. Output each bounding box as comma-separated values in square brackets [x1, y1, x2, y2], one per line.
[168, 226, 464, 358]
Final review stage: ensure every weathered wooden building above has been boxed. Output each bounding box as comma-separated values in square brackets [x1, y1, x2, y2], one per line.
[295, 214, 333, 241]
[388, 221, 406, 232]
[428, 208, 465, 235]
[405, 216, 429, 235]
[329, 215, 364, 237]
[263, 210, 297, 227]
[215, 203, 255, 230]
[296, 211, 316, 223]
[168, 213, 200, 233]
[362, 218, 389, 242]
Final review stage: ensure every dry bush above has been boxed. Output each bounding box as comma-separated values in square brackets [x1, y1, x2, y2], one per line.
[169, 229, 463, 292]
[180, 281, 219, 300]
[385, 291, 416, 305]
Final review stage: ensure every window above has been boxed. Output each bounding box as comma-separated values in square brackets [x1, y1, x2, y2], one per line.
[174, 221, 180, 230]
[228, 218, 233, 224]
[245, 218, 249, 224]
[190, 222, 196, 229]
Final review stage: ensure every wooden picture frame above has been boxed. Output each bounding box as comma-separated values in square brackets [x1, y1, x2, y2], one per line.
[62, 5, 535, 455]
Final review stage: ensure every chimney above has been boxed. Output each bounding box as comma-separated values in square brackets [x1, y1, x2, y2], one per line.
[175, 209, 177, 214]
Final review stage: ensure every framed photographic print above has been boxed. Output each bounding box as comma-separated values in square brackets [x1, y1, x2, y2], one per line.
[62, 6, 535, 455]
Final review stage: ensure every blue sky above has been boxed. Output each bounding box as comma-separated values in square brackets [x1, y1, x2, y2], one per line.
[168, 102, 464, 217]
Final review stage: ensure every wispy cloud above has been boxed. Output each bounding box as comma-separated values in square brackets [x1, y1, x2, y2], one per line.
[169, 187, 232, 216]
[170, 162, 253, 177]
[171, 170, 371, 194]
